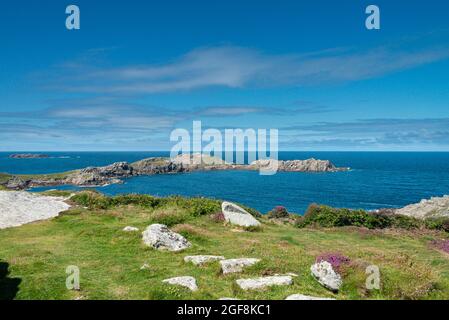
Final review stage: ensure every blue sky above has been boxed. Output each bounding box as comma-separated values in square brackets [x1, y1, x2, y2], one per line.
[1, 0, 449, 151]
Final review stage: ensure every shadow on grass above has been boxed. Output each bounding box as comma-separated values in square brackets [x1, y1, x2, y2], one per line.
[0, 261, 21, 300]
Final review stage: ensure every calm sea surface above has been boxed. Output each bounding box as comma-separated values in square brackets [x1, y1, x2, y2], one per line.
[2, 152, 449, 214]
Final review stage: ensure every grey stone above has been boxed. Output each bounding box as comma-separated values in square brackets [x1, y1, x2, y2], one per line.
[220, 258, 261, 274]
[162, 276, 198, 291]
[236, 276, 293, 290]
[221, 202, 261, 227]
[310, 261, 342, 292]
[184, 255, 225, 266]
[142, 224, 191, 252]
[123, 226, 139, 232]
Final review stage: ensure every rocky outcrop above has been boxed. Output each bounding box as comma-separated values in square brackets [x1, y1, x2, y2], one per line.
[220, 258, 261, 274]
[250, 158, 348, 172]
[9, 153, 49, 159]
[285, 294, 335, 300]
[142, 224, 191, 252]
[64, 162, 133, 187]
[162, 276, 198, 291]
[394, 195, 449, 219]
[311, 261, 342, 292]
[0, 155, 349, 190]
[236, 276, 293, 290]
[184, 255, 225, 266]
[221, 202, 261, 227]
[0, 191, 70, 229]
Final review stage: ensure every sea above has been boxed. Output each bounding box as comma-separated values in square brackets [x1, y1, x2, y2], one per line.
[1, 151, 449, 214]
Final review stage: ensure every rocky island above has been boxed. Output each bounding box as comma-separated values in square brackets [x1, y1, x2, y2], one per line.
[8, 153, 49, 159]
[0, 154, 349, 190]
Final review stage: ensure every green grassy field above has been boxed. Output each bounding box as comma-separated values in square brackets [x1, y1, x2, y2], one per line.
[1, 192, 449, 300]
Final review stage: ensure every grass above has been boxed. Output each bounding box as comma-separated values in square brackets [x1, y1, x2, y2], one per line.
[1, 192, 449, 300]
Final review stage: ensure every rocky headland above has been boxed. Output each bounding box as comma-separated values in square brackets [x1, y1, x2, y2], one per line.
[8, 153, 49, 159]
[0, 154, 349, 190]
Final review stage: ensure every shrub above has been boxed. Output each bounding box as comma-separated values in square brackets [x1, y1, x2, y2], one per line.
[70, 191, 162, 210]
[425, 218, 449, 233]
[296, 203, 424, 231]
[267, 206, 289, 219]
[431, 239, 449, 254]
[316, 253, 351, 272]
[211, 211, 225, 223]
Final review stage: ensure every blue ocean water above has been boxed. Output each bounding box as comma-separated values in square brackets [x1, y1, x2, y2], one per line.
[2, 152, 449, 214]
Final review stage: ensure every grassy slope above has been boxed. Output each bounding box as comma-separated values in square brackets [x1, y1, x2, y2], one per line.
[1, 197, 449, 300]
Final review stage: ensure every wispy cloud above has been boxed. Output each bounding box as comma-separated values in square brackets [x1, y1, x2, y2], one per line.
[42, 44, 449, 94]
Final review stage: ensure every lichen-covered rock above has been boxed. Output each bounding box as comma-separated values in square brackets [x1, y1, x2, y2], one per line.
[162, 276, 198, 291]
[236, 276, 293, 290]
[285, 294, 335, 300]
[310, 261, 342, 292]
[184, 255, 225, 266]
[142, 224, 191, 252]
[220, 258, 261, 274]
[221, 202, 261, 227]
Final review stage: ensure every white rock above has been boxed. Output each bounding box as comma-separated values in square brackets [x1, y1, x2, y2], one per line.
[123, 226, 139, 232]
[162, 276, 198, 291]
[220, 258, 261, 274]
[219, 297, 239, 300]
[140, 263, 150, 270]
[395, 195, 449, 219]
[221, 202, 261, 227]
[310, 261, 342, 292]
[285, 294, 335, 300]
[184, 255, 225, 266]
[236, 276, 293, 290]
[0, 191, 71, 229]
[142, 224, 191, 252]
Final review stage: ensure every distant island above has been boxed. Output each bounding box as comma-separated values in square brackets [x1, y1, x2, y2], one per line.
[8, 153, 49, 159]
[0, 154, 349, 190]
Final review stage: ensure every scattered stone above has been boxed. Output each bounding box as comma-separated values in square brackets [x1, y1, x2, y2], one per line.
[275, 272, 299, 277]
[310, 261, 342, 292]
[162, 276, 198, 291]
[142, 224, 191, 252]
[221, 202, 261, 227]
[236, 276, 293, 290]
[123, 226, 139, 232]
[220, 258, 261, 274]
[184, 255, 225, 266]
[218, 297, 239, 300]
[140, 263, 150, 270]
[285, 294, 335, 300]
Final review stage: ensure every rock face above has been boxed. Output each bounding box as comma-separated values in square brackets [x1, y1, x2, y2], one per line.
[285, 294, 335, 300]
[220, 258, 261, 274]
[142, 224, 191, 252]
[310, 261, 342, 292]
[9, 153, 49, 159]
[250, 158, 348, 172]
[221, 202, 261, 227]
[184, 255, 225, 266]
[236, 276, 293, 290]
[5, 177, 30, 190]
[65, 162, 133, 186]
[162, 276, 198, 291]
[394, 195, 449, 219]
[0, 191, 70, 229]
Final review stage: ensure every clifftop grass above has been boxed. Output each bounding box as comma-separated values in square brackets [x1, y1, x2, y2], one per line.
[0, 192, 449, 300]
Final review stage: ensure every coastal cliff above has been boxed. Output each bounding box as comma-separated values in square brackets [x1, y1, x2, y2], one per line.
[0, 155, 349, 190]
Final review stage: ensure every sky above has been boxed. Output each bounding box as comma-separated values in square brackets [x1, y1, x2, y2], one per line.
[0, 0, 449, 151]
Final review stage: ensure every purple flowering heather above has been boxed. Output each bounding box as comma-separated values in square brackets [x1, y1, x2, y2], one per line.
[431, 239, 449, 254]
[316, 253, 351, 272]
